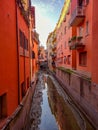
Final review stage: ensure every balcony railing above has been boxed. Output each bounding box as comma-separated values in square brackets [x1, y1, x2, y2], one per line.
[70, 6, 85, 26]
[69, 36, 85, 50]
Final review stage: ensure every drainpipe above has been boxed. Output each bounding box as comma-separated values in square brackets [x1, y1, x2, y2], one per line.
[15, 0, 20, 104]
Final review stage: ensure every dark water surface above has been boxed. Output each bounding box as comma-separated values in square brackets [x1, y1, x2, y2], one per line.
[29, 72, 95, 130]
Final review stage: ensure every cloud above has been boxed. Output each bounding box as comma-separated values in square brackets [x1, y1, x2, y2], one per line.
[31, 0, 64, 48]
[58, 0, 62, 5]
[35, 7, 56, 48]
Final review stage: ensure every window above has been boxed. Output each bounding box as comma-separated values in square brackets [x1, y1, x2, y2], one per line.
[85, 0, 89, 5]
[67, 55, 71, 64]
[64, 56, 67, 64]
[78, 0, 83, 6]
[41, 54, 44, 59]
[0, 94, 7, 119]
[68, 22, 70, 29]
[21, 82, 26, 98]
[64, 26, 66, 34]
[67, 9, 70, 15]
[79, 52, 87, 66]
[27, 77, 29, 88]
[24, 38, 28, 50]
[79, 27, 83, 36]
[32, 51, 35, 59]
[64, 17, 66, 22]
[19, 29, 28, 50]
[86, 21, 89, 35]
[19, 30, 23, 47]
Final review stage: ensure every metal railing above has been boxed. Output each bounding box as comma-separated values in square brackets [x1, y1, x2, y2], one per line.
[70, 6, 85, 25]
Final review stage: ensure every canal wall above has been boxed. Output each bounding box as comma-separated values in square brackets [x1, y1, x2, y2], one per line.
[2, 78, 37, 130]
[55, 68, 98, 129]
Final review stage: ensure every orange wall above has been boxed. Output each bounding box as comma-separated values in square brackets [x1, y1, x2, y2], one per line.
[17, 6, 30, 100]
[0, 1, 30, 117]
[0, 0, 18, 115]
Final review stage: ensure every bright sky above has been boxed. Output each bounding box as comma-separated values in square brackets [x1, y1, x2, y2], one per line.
[31, 0, 65, 48]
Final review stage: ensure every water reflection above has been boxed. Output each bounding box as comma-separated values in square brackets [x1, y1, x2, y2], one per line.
[29, 74, 58, 130]
[47, 76, 80, 130]
[29, 73, 95, 130]
[47, 76, 95, 130]
[39, 82, 58, 130]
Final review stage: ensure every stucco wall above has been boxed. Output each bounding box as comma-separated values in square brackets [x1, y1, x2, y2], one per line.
[0, 0, 19, 116]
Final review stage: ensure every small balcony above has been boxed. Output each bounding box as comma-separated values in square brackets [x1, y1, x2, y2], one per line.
[70, 6, 85, 26]
[68, 36, 85, 50]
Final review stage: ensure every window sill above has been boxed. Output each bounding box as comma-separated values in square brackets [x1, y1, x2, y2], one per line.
[79, 64, 87, 67]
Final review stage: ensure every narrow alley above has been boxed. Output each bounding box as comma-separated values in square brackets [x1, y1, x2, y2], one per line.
[26, 71, 95, 130]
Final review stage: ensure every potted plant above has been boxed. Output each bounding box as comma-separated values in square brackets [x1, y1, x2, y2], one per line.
[71, 36, 76, 41]
[77, 36, 83, 41]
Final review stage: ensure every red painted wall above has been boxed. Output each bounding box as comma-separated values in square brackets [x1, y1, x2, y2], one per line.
[0, 0, 18, 116]
[0, 0, 30, 119]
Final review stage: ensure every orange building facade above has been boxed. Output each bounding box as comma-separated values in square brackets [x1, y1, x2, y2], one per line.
[56, 1, 77, 71]
[30, 7, 39, 82]
[0, 0, 38, 128]
[17, 0, 30, 101]
[38, 45, 48, 69]
[56, 0, 92, 77]
[32, 31, 39, 77]
[47, 32, 56, 71]
[54, 0, 98, 127]
[70, 0, 92, 76]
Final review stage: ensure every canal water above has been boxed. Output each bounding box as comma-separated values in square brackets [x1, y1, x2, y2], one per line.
[28, 71, 95, 130]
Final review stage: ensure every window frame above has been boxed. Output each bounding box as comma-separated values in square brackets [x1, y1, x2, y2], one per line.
[79, 51, 87, 66]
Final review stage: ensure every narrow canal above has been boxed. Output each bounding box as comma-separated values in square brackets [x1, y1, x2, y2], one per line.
[28, 71, 95, 130]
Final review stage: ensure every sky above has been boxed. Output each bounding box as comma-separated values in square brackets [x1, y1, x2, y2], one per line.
[31, 0, 65, 48]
